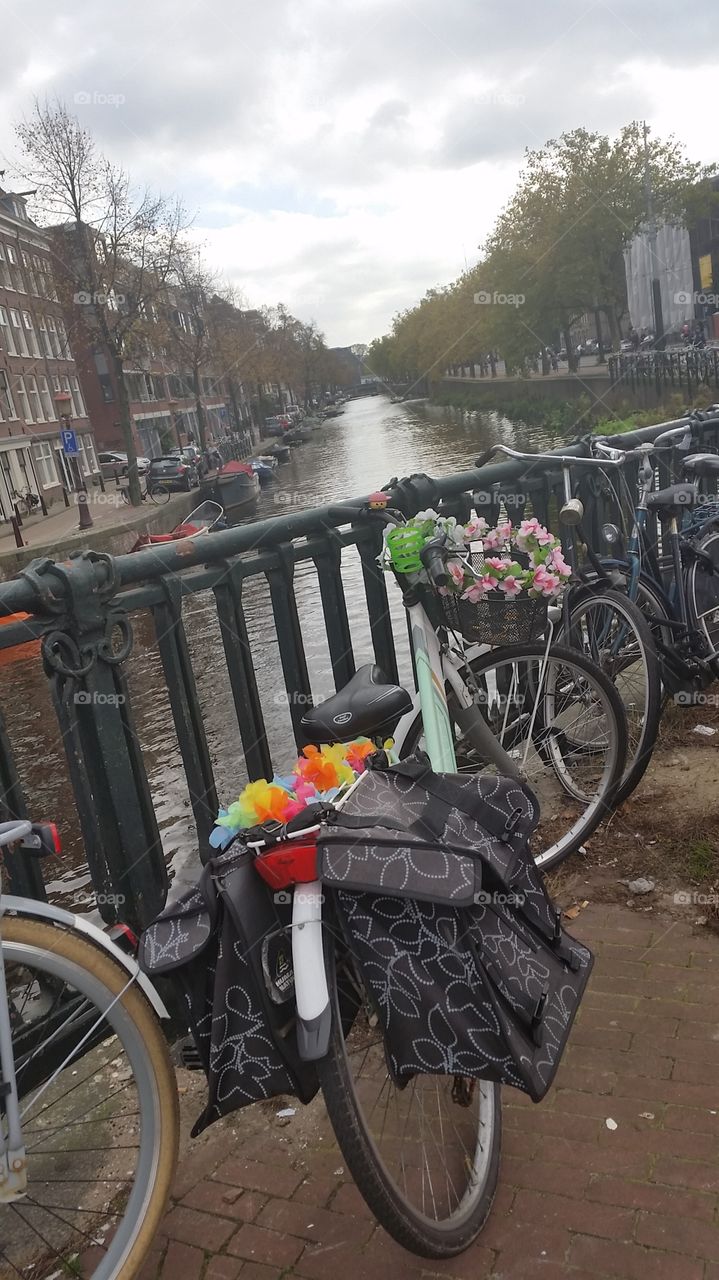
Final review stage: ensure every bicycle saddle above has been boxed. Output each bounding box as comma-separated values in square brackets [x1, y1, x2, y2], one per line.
[301, 663, 412, 744]
[646, 482, 698, 511]
[682, 453, 719, 478]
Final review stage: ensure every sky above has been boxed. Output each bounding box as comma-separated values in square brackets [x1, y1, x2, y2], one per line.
[1, 0, 718, 346]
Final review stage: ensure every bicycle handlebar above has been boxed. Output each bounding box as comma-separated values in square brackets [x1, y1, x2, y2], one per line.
[420, 538, 449, 589]
[475, 443, 626, 470]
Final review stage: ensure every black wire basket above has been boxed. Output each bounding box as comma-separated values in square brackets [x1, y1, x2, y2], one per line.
[437, 547, 548, 643]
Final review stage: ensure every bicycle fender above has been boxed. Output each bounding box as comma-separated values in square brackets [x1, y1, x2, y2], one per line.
[0, 896, 169, 1019]
[291, 881, 331, 1060]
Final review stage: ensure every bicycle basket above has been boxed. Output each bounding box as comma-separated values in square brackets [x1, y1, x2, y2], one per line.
[438, 547, 548, 643]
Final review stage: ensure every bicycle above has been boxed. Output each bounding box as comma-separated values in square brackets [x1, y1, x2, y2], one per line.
[590, 418, 719, 699]
[11, 489, 41, 518]
[474, 441, 664, 806]
[0, 819, 179, 1279]
[119, 482, 170, 506]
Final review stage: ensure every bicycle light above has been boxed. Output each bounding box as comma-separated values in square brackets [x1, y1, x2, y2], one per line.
[601, 522, 621, 545]
[559, 497, 584, 526]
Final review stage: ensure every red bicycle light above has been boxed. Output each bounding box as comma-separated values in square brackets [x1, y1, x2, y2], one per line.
[19, 822, 62, 857]
[254, 840, 318, 889]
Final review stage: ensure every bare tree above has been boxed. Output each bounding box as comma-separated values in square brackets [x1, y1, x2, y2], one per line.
[162, 247, 223, 452]
[14, 99, 190, 504]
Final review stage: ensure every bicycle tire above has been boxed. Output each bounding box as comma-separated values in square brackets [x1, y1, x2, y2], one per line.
[0, 916, 179, 1280]
[400, 642, 628, 871]
[557, 588, 662, 806]
[316, 929, 501, 1257]
[148, 484, 170, 506]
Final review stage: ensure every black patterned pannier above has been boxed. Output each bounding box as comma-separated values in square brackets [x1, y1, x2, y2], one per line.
[318, 755, 593, 1102]
[139, 843, 318, 1134]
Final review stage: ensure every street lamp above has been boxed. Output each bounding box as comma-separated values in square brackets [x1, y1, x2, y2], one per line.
[54, 391, 93, 530]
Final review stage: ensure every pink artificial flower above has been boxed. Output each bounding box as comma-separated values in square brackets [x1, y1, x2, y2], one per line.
[519, 517, 541, 538]
[464, 516, 488, 539]
[462, 582, 486, 603]
[496, 520, 513, 541]
[548, 547, 572, 577]
[447, 559, 465, 588]
[481, 573, 499, 591]
[536, 525, 555, 547]
[532, 566, 561, 597]
[482, 528, 501, 550]
[499, 575, 523, 598]
[484, 556, 509, 572]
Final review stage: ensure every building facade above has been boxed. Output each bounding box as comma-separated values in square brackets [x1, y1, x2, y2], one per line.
[0, 189, 99, 518]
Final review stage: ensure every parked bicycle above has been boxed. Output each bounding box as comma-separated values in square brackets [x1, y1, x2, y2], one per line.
[119, 481, 170, 506]
[0, 819, 179, 1279]
[10, 489, 41, 518]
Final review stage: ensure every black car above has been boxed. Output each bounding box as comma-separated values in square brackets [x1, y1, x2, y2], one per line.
[147, 455, 199, 492]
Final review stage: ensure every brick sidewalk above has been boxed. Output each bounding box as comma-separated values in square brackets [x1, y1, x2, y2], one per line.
[146, 902, 719, 1280]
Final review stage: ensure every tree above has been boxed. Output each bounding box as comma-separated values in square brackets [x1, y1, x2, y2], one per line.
[163, 247, 223, 452]
[14, 99, 190, 504]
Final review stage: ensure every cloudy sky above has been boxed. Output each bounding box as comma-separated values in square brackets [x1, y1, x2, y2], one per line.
[1, 0, 717, 345]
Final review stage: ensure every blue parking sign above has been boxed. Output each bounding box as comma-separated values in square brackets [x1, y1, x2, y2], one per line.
[60, 428, 79, 455]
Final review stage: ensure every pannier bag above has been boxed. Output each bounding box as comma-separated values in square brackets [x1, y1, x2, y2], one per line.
[139, 842, 318, 1134]
[318, 755, 593, 1102]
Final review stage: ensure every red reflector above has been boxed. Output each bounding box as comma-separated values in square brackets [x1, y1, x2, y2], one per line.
[46, 822, 61, 855]
[254, 840, 318, 889]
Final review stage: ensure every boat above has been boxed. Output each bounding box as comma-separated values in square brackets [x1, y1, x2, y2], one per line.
[322, 406, 344, 419]
[284, 426, 311, 444]
[214, 460, 261, 511]
[130, 501, 226, 553]
[265, 443, 290, 464]
[0, 612, 41, 662]
[249, 457, 277, 486]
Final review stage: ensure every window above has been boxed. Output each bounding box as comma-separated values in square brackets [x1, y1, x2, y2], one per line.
[5, 246, 25, 291]
[46, 316, 61, 358]
[0, 376, 17, 422]
[13, 377, 32, 423]
[70, 376, 87, 419]
[25, 375, 44, 422]
[0, 245, 11, 289]
[56, 318, 70, 358]
[37, 376, 56, 420]
[0, 307, 17, 356]
[9, 310, 29, 356]
[32, 441, 57, 489]
[77, 434, 97, 477]
[38, 317, 54, 358]
[21, 253, 38, 295]
[22, 313, 41, 357]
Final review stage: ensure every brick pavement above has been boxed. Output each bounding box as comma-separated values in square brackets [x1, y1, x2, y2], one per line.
[148, 902, 719, 1280]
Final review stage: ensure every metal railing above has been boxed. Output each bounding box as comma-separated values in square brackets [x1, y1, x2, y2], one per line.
[608, 351, 719, 397]
[1, 414, 718, 930]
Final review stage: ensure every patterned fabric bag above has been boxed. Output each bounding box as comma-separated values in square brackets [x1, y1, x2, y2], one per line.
[139, 843, 318, 1133]
[318, 755, 593, 1102]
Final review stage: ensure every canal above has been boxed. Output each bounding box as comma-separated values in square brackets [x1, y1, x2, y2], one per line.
[1, 395, 564, 907]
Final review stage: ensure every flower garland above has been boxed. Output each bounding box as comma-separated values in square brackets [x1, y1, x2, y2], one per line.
[402, 509, 571, 602]
[209, 738, 382, 850]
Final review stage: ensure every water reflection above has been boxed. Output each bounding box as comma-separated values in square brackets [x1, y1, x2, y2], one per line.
[0, 396, 563, 904]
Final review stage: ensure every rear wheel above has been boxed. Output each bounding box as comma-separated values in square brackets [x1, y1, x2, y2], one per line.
[317, 932, 501, 1258]
[148, 484, 170, 505]
[557, 588, 662, 805]
[400, 642, 628, 871]
[0, 916, 179, 1280]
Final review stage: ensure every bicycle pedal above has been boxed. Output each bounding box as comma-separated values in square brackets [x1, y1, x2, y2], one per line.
[180, 1039, 204, 1071]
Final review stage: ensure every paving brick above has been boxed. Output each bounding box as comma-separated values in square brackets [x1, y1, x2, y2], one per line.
[511, 1187, 634, 1241]
[569, 1235, 704, 1280]
[181, 1181, 267, 1222]
[163, 1205, 235, 1252]
[257, 1197, 373, 1248]
[503, 1106, 602, 1144]
[171, 1136, 230, 1200]
[329, 1181, 376, 1219]
[551, 1064, 617, 1094]
[292, 1175, 343, 1208]
[636, 1211, 719, 1260]
[500, 1156, 591, 1200]
[652, 1155, 719, 1193]
[568, 1024, 633, 1051]
[227, 1222, 304, 1267]
[235, 1264, 281, 1280]
[159, 1240, 204, 1280]
[586, 1174, 717, 1222]
[670, 1058, 719, 1087]
[481, 1216, 569, 1261]
[664, 1103, 719, 1134]
[612, 1075, 716, 1108]
[550, 1089, 665, 1126]
[212, 1158, 304, 1200]
[564, 1045, 675, 1080]
[204, 1258, 244, 1280]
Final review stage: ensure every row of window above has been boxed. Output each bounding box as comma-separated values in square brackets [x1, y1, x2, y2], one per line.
[124, 371, 224, 403]
[0, 243, 58, 301]
[31, 434, 97, 489]
[0, 373, 87, 425]
[0, 305, 70, 359]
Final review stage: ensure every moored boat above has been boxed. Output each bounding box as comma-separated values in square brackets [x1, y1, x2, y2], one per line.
[215, 460, 261, 510]
[130, 501, 225, 553]
[265, 443, 290, 463]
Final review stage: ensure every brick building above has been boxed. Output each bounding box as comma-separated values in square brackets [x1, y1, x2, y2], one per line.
[0, 188, 98, 517]
[50, 222, 255, 461]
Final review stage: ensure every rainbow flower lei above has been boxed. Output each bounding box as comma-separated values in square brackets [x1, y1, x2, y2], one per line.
[210, 738, 384, 850]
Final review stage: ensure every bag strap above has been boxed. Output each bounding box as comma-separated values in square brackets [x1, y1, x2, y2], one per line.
[377, 757, 531, 842]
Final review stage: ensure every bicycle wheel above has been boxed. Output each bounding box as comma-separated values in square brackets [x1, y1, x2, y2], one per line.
[0, 916, 179, 1280]
[400, 642, 627, 871]
[119, 487, 130, 505]
[685, 524, 719, 673]
[558, 588, 662, 805]
[316, 929, 501, 1258]
[147, 485, 170, 505]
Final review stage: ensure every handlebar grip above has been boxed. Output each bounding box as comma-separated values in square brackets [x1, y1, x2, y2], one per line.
[326, 504, 365, 523]
[420, 542, 449, 588]
[475, 447, 496, 469]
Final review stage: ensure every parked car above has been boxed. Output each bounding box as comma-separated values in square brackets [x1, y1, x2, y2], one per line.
[168, 446, 205, 480]
[147, 455, 199, 492]
[98, 451, 150, 478]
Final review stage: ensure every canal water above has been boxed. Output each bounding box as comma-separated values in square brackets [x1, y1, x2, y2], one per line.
[1, 396, 564, 907]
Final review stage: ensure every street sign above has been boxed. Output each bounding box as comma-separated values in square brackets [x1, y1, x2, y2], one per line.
[60, 428, 79, 456]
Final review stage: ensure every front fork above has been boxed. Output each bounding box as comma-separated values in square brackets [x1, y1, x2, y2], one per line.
[0, 923, 27, 1202]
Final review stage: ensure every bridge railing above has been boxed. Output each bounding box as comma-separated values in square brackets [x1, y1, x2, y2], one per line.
[1, 414, 718, 930]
